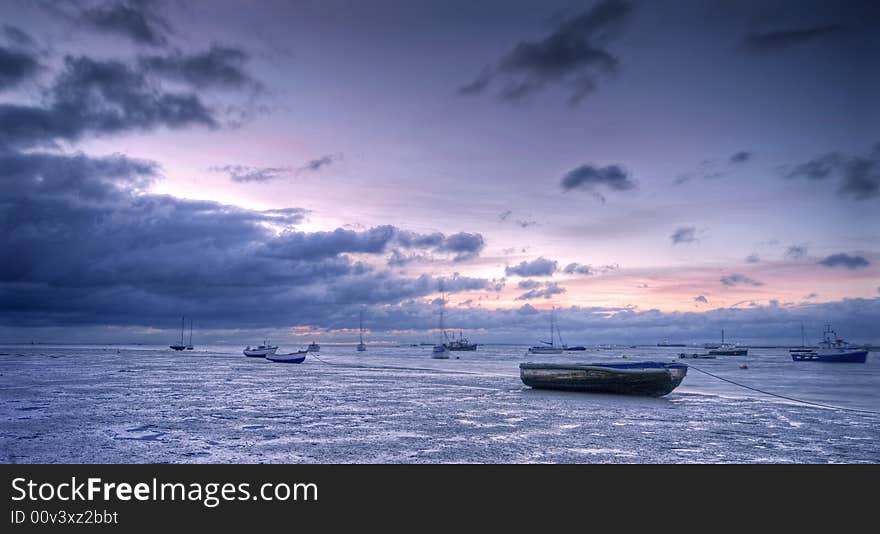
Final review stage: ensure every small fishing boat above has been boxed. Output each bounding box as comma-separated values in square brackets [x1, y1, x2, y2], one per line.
[169, 316, 187, 351]
[307, 342, 320, 352]
[243, 341, 278, 357]
[678, 352, 717, 359]
[792, 325, 867, 363]
[445, 330, 477, 351]
[527, 307, 565, 354]
[707, 329, 747, 356]
[266, 350, 307, 364]
[520, 361, 688, 397]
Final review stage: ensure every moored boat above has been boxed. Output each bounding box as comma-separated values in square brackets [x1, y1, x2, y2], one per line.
[356, 310, 367, 352]
[520, 361, 688, 397]
[707, 329, 747, 356]
[307, 342, 320, 352]
[431, 344, 450, 359]
[792, 325, 867, 363]
[266, 350, 307, 364]
[243, 341, 278, 357]
[564, 345, 586, 351]
[527, 307, 565, 355]
[445, 330, 477, 351]
[678, 352, 717, 359]
[170, 316, 187, 351]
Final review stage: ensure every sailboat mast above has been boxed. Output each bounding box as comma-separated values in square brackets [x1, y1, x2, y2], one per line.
[189, 319, 193, 345]
[721, 328, 725, 344]
[180, 316, 185, 344]
[359, 310, 364, 344]
[550, 308, 555, 347]
[800, 322, 805, 347]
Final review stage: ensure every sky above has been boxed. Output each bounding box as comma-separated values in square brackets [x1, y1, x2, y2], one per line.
[1, 0, 878, 346]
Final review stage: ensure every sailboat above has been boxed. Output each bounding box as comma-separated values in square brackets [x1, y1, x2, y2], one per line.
[169, 317, 187, 351]
[528, 308, 564, 354]
[431, 298, 450, 359]
[356, 309, 367, 352]
[185, 318, 194, 350]
[789, 322, 815, 357]
[707, 329, 747, 356]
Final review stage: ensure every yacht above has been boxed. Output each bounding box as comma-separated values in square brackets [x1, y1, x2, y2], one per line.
[356, 310, 367, 352]
[528, 308, 564, 355]
[169, 316, 187, 351]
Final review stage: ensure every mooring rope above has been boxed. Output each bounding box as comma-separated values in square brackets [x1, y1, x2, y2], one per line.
[684, 363, 880, 415]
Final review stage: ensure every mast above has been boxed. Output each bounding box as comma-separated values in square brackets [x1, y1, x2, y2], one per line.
[189, 318, 193, 346]
[800, 322, 805, 347]
[359, 310, 364, 344]
[721, 328, 725, 345]
[180, 316, 185, 345]
[550, 307, 555, 347]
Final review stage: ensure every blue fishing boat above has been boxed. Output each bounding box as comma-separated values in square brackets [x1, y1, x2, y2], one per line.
[791, 325, 867, 363]
[520, 361, 688, 397]
[267, 350, 307, 364]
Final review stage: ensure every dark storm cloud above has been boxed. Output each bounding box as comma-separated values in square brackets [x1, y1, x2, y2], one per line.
[211, 164, 290, 183]
[817, 253, 870, 270]
[436, 232, 485, 261]
[516, 281, 566, 300]
[0, 45, 41, 91]
[0, 55, 216, 149]
[720, 274, 764, 287]
[785, 144, 880, 200]
[670, 227, 697, 244]
[78, 0, 173, 47]
[0, 150, 494, 329]
[458, 0, 632, 104]
[505, 257, 558, 277]
[744, 25, 843, 52]
[298, 154, 342, 173]
[560, 163, 635, 202]
[139, 46, 261, 91]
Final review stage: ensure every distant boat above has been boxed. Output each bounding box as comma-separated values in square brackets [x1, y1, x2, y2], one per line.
[792, 324, 867, 363]
[432, 298, 450, 359]
[657, 341, 686, 347]
[564, 345, 586, 351]
[185, 318, 194, 350]
[243, 341, 278, 357]
[528, 307, 564, 354]
[307, 342, 320, 352]
[445, 329, 477, 351]
[789, 322, 815, 357]
[707, 329, 747, 356]
[169, 317, 187, 351]
[520, 361, 688, 397]
[678, 352, 717, 359]
[357, 310, 367, 352]
[266, 350, 307, 364]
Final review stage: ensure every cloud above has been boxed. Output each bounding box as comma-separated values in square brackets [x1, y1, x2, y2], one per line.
[458, 0, 633, 104]
[0, 45, 41, 91]
[516, 281, 566, 300]
[562, 263, 594, 275]
[744, 25, 843, 52]
[211, 164, 290, 183]
[729, 151, 751, 164]
[720, 274, 764, 287]
[298, 153, 343, 174]
[785, 144, 879, 200]
[560, 163, 636, 202]
[817, 253, 870, 270]
[745, 254, 761, 263]
[505, 257, 558, 277]
[435, 232, 485, 261]
[78, 0, 173, 47]
[0, 148, 495, 330]
[670, 227, 697, 244]
[3, 24, 38, 49]
[694, 295, 708, 304]
[517, 280, 542, 290]
[139, 45, 261, 91]
[784, 244, 808, 260]
[0, 55, 216, 149]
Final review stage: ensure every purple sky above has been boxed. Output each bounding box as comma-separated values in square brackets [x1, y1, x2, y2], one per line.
[1, 0, 878, 345]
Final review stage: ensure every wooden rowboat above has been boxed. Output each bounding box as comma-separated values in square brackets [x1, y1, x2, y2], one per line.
[520, 361, 688, 397]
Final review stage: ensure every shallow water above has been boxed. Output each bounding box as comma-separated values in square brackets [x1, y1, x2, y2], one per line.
[1, 344, 878, 463]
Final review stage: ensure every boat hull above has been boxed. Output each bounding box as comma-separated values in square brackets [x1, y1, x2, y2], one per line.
[169, 345, 186, 351]
[266, 352, 307, 363]
[520, 361, 688, 397]
[527, 347, 564, 354]
[708, 349, 748, 356]
[446, 344, 477, 351]
[792, 350, 867, 363]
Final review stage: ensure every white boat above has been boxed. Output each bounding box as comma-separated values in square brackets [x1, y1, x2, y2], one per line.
[356, 310, 367, 352]
[307, 342, 320, 352]
[243, 341, 278, 357]
[169, 316, 187, 351]
[527, 307, 565, 354]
